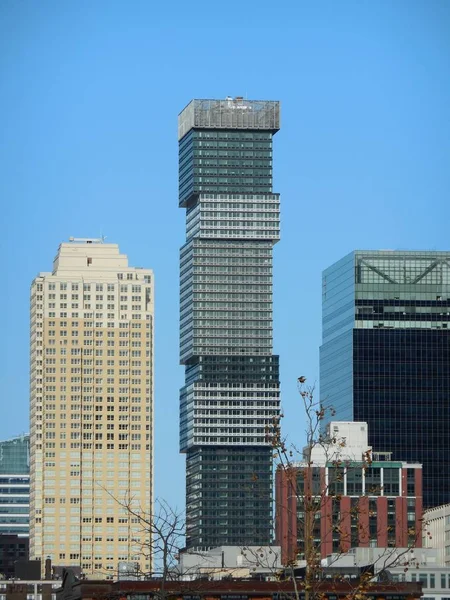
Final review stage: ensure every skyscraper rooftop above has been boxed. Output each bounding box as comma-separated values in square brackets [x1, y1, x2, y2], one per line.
[178, 97, 280, 140]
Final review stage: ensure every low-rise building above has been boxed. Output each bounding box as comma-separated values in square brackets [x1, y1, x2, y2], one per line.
[275, 422, 423, 564]
[55, 573, 422, 600]
[0, 535, 29, 580]
[176, 545, 281, 580]
[0, 580, 58, 600]
[322, 547, 450, 600]
[423, 504, 450, 567]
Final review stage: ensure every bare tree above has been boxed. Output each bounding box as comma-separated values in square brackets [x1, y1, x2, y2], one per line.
[97, 487, 187, 598]
[266, 376, 425, 600]
[108, 493, 245, 588]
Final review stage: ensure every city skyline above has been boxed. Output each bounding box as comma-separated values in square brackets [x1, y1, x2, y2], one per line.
[1, 0, 449, 513]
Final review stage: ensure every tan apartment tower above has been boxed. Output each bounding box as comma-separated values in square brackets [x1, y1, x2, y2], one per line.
[30, 238, 154, 578]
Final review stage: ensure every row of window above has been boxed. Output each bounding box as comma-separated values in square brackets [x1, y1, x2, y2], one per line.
[41, 442, 147, 450]
[47, 294, 144, 301]
[36, 281, 150, 292]
[35, 314, 150, 322]
[38, 348, 148, 357]
[193, 131, 272, 140]
[193, 158, 271, 167]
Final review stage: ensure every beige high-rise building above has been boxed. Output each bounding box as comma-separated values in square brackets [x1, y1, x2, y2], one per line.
[30, 238, 154, 578]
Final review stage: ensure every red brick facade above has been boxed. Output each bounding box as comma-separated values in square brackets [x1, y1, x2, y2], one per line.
[275, 465, 423, 565]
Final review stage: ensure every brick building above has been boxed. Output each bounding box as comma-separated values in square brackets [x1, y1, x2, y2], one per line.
[275, 422, 423, 564]
[54, 573, 422, 600]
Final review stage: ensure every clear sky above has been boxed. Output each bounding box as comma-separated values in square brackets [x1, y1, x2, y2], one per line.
[1, 0, 449, 512]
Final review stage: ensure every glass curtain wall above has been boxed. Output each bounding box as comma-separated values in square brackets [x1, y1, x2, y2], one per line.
[178, 99, 281, 548]
[321, 251, 450, 508]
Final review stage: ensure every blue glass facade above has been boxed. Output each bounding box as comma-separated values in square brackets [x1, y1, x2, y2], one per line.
[320, 251, 450, 508]
[178, 98, 281, 549]
[320, 252, 355, 421]
[0, 435, 30, 537]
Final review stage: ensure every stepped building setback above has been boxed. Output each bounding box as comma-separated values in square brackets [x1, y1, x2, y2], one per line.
[178, 97, 281, 548]
[30, 239, 154, 577]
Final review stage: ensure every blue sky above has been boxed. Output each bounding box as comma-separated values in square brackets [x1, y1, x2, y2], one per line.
[1, 0, 449, 511]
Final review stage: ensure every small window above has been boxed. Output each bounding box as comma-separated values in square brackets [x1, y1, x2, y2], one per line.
[87, 257, 92, 266]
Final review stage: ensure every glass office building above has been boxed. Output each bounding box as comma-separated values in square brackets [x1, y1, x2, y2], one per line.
[320, 251, 450, 508]
[0, 435, 30, 537]
[178, 98, 281, 549]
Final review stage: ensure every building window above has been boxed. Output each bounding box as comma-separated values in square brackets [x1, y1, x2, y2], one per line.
[407, 468, 415, 495]
[365, 467, 381, 495]
[383, 467, 400, 495]
[347, 468, 363, 495]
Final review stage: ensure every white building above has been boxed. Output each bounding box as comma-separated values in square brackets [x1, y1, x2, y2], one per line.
[30, 238, 154, 578]
[423, 504, 450, 567]
[304, 421, 372, 465]
[177, 545, 282, 580]
[323, 548, 450, 600]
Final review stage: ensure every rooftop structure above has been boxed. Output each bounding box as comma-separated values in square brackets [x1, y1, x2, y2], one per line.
[177, 545, 282, 581]
[178, 97, 280, 140]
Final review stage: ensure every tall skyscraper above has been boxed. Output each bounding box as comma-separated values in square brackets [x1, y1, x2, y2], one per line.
[320, 250, 450, 508]
[178, 97, 281, 549]
[0, 435, 30, 538]
[30, 239, 154, 576]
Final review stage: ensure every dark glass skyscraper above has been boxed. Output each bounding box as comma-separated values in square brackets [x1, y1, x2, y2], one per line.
[178, 98, 281, 549]
[320, 251, 450, 508]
